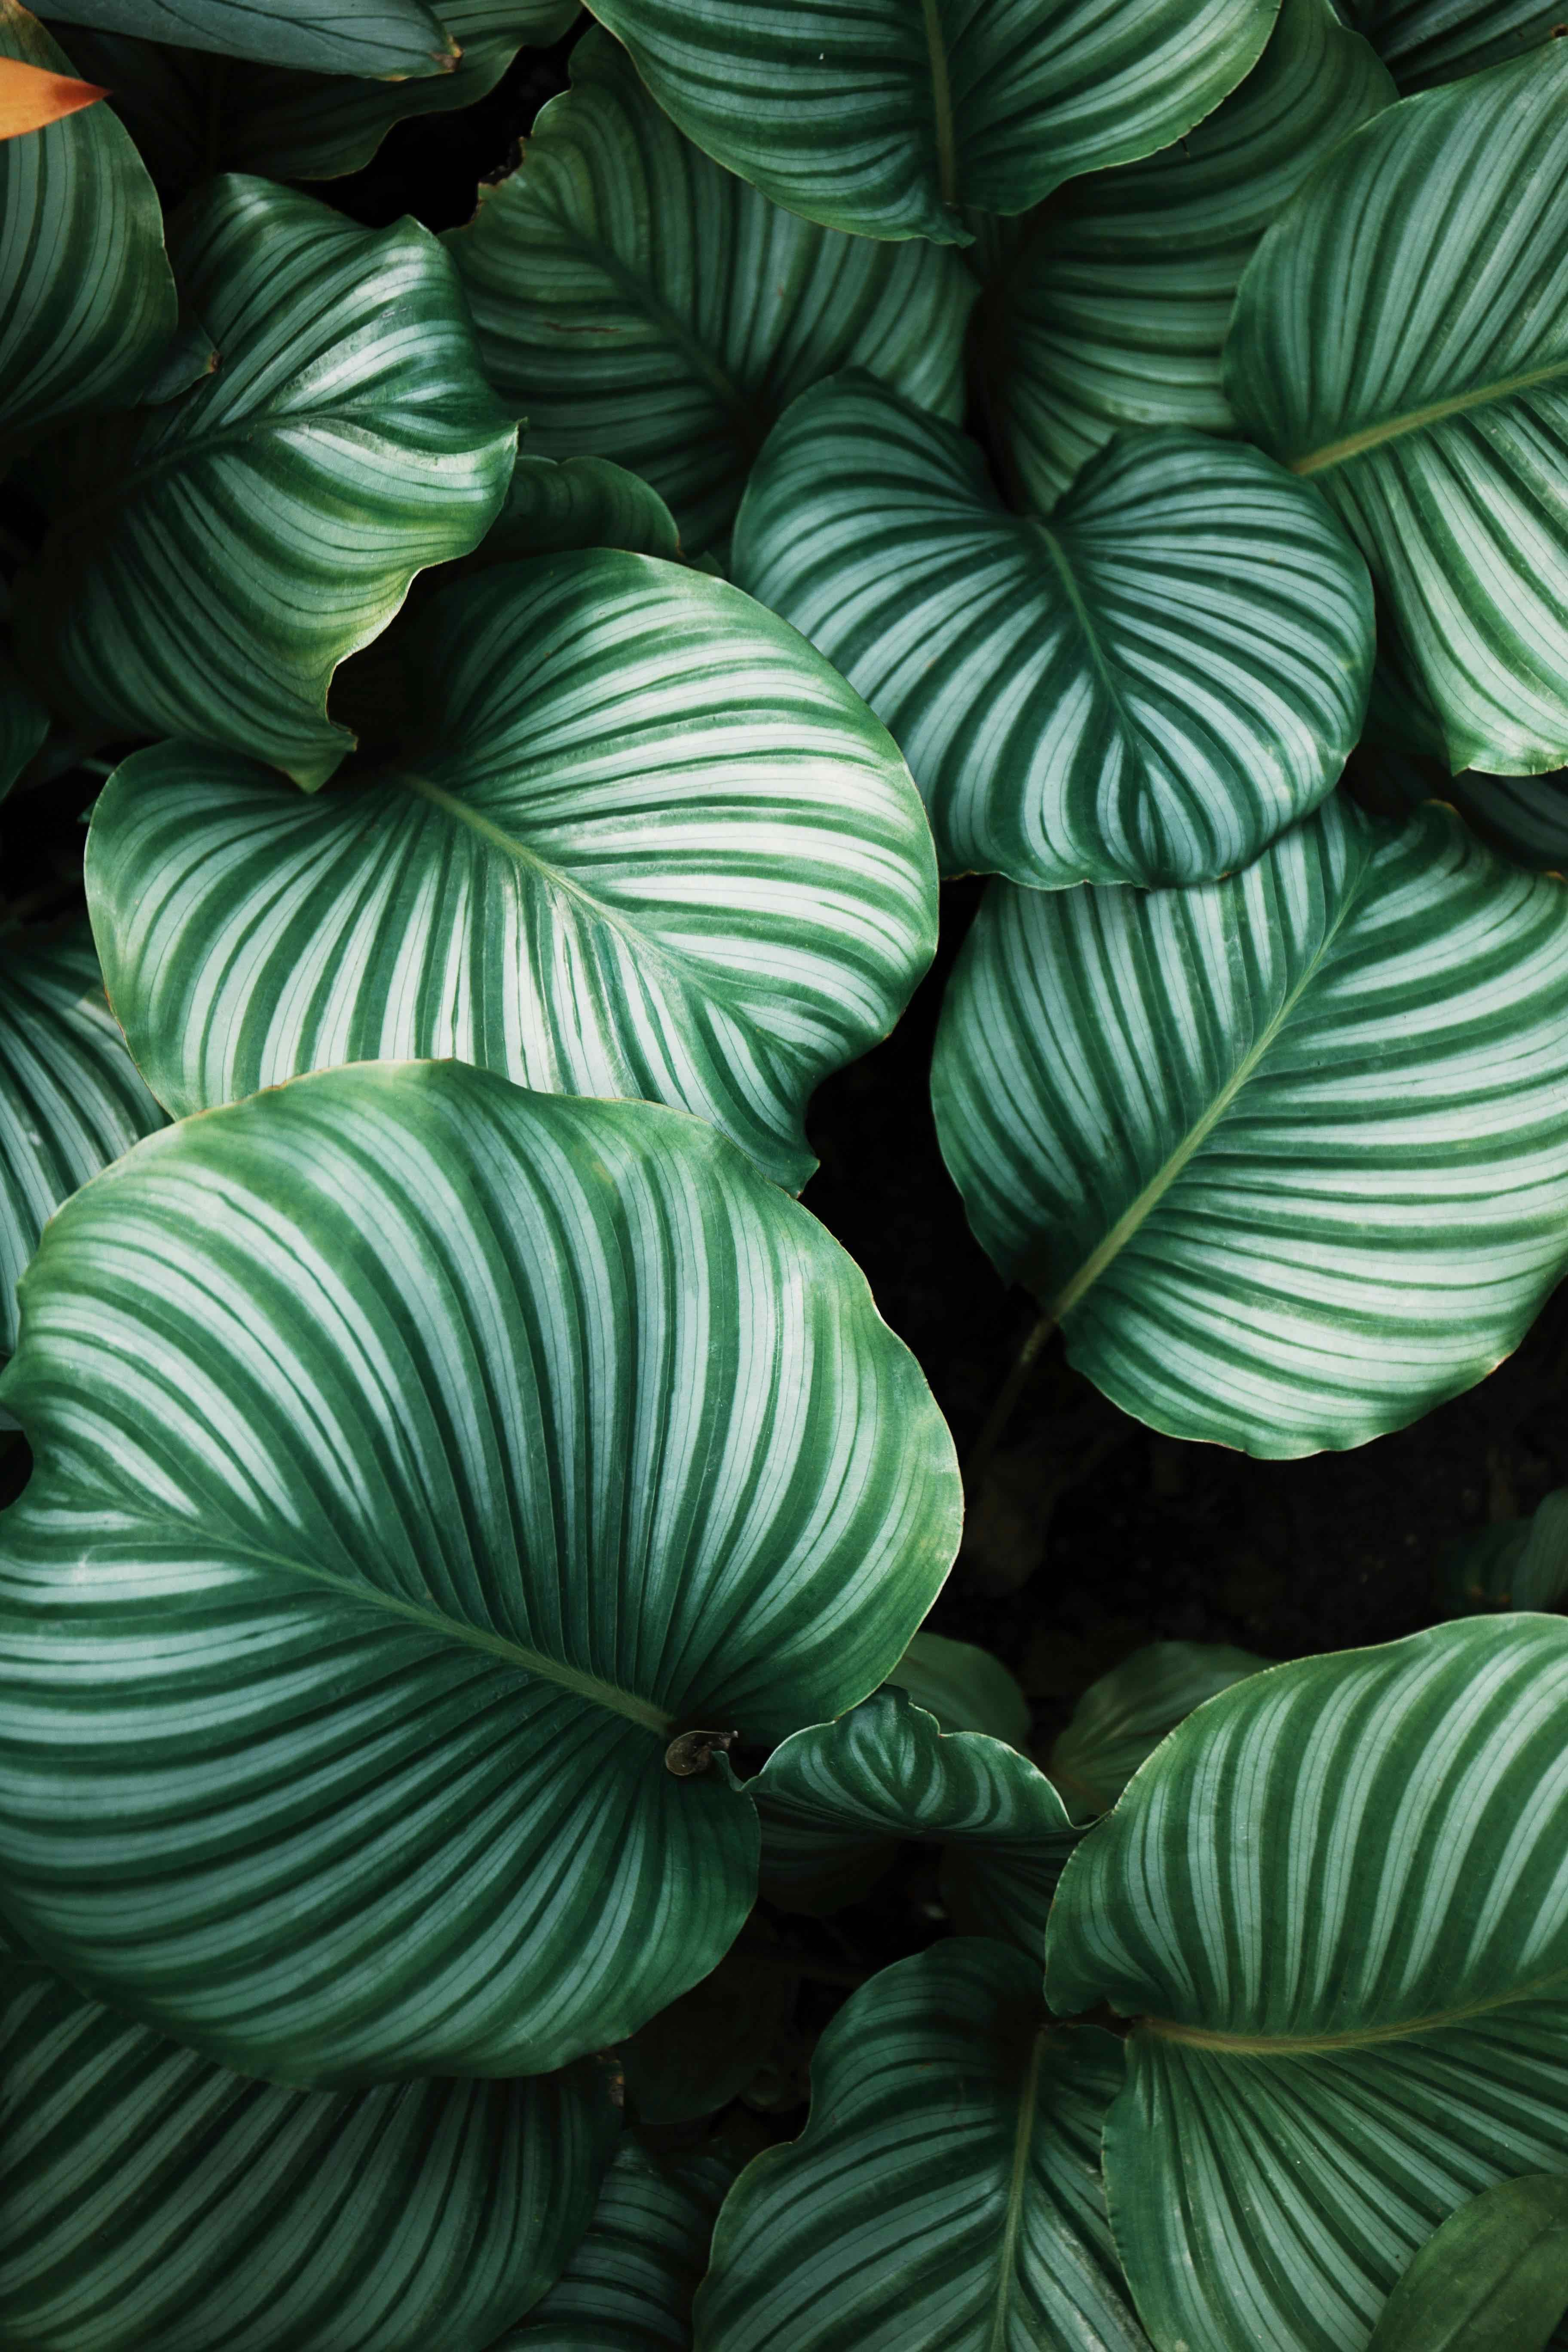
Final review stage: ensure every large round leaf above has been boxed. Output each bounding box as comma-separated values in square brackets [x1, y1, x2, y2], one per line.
[0, 1965, 617, 2352]
[42, 0, 456, 73]
[1046, 1619, 1568, 2352]
[0, 1063, 961, 2081]
[732, 374, 1372, 889]
[931, 798, 1568, 1455]
[980, 0, 1392, 511]
[753, 1687, 1077, 1951]
[585, 0, 1277, 245]
[0, 2, 173, 454]
[0, 918, 165, 1365]
[505, 2138, 741, 2350]
[17, 174, 515, 790]
[1226, 46, 1568, 776]
[444, 31, 973, 557]
[694, 1940, 1147, 2352]
[85, 554, 936, 1193]
[1338, 0, 1562, 89]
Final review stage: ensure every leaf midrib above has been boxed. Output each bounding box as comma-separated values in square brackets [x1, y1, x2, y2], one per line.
[987, 2027, 1044, 2352]
[1047, 854, 1372, 1325]
[919, 0, 958, 208]
[1139, 1962, 1568, 2058]
[1289, 355, 1568, 476]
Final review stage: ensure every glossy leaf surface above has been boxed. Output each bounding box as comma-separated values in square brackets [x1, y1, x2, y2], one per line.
[0, 919, 165, 1363]
[1338, 0, 1562, 87]
[982, 0, 1392, 510]
[933, 800, 1568, 1455]
[1227, 47, 1568, 775]
[734, 374, 1372, 888]
[445, 32, 973, 556]
[1046, 1642, 1269, 1821]
[43, 0, 456, 73]
[753, 1688, 1077, 1951]
[506, 2138, 741, 2350]
[0, 1064, 961, 2080]
[0, 2, 173, 450]
[1047, 1619, 1568, 2352]
[586, 0, 1277, 245]
[0, 1966, 617, 2352]
[885, 1626, 1031, 1745]
[1368, 2176, 1568, 2352]
[86, 554, 936, 1192]
[694, 1940, 1147, 2352]
[19, 175, 515, 788]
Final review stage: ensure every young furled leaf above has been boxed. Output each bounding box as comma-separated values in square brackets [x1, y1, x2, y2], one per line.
[1047, 1620, 1568, 2352]
[933, 799, 1568, 1455]
[445, 31, 974, 556]
[0, 1064, 961, 2082]
[733, 374, 1372, 889]
[85, 553, 937, 1192]
[585, 0, 1277, 245]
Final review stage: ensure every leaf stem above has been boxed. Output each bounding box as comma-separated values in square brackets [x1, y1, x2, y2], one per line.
[966, 1312, 1055, 1488]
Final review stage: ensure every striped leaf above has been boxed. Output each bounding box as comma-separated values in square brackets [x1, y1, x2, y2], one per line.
[1045, 1642, 1270, 1821]
[931, 798, 1568, 1456]
[0, 3, 173, 452]
[1225, 46, 1568, 776]
[84, 552, 936, 1193]
[753, 1687, 1078, 1952]
[980, 0, 1392, 511]
[1046, 1619, 1568, 2352]
[17, 174, 515, 790]
[693, 1941, 1148, 2352]
[0, 664, 47, 799]
[0, 1966, 618, 2352]
[54, 0, 577, 191]
[885, 1626, 1031, 1746]
[0, 1063, 961, 2081]
[732, 374, 1373, 889]
[1437, 1490, 1568, 1616]
[1368, 2177, 1568, 2352]
[585, 0, 1276, 245]
[444, 31, 973, 557]
[0, 918, 165, 1364]
[43, 0, 456, 73]
[1354, 749, 1568, 873]
[504, 2138, 741, 2351]
[1338, 0, 1562, 88]
[475, 454, 682, 564]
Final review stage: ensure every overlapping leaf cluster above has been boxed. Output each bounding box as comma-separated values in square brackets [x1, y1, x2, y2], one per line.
[6, 0, 1568, 2347]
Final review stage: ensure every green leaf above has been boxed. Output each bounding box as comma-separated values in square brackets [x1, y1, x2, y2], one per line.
[1045, 1618, 1568, 2352]
[0, 1965, 618, 2352]
[693, 1940, 1148, 2352]
[585, 0, 1277, 245]
[43, 0, 457, 74]
[979, 0, 1392, 512]
[0, 919, 165, 1366]
[53, 0, 578, 191]
[85, 553, 936, 1193]
[0, 1063, 961, 2081]
[1226, 46, 1568, 776]
[475, 454, 682, 563]
[1354, 748, 1568, 873]
[1368, 2176, 1568, 2352]
[503, 2138, 742, 2351]
[444, 30, 974, 557]
[0, 3, 174, 454]
[0, 664, 47, 801]
[885, 1626, 1031, 1745]
[932, 798, 1568, 1456]
[1338, 0, 1564, 89]
[1437, 1490, 1568, 1615]
[753, 1687, 1077, 1951]
[733, 374, 1373, 889]
[1046, 1642, 1270, 1820]
[16, 174, 516, 790]
[619, 1943, 796, 2125]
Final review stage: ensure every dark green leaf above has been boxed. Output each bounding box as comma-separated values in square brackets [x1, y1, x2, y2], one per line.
[0, 665, 48, 802]
[1338, 0, 1564, 89]
[1369, 2176, 1568, 2352]
[0, 1064, 960, 2080]
[1046, 1642, 1270, 1820]
[43, 0, 457, 74]
[504, 2138, 742, 2350]
[475, 454, 681, 564]
[1437, 1490, 1568, 1615]
[885, 1626, 1031, 1745]
[619, 1944, 796, 2125]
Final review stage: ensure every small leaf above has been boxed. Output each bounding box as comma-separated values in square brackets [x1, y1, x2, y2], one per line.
[932, 798, 1568, 1455]
[1437, 1490, 1568, 1615]
[0, 662, 47, 800]
[1046, 1642, 1270, 1820]
[474, 453, 682, 564]
[444, 30, 974, 557]
[693, 1941, 1147, 2352]
[885, 1626, 1031, 1746]
[619, 1942, 796, 2125]
[0, 1965, 618, 2352]
[1368, 2177, 1568, 2352]
[0, 1064, 960, 2080]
